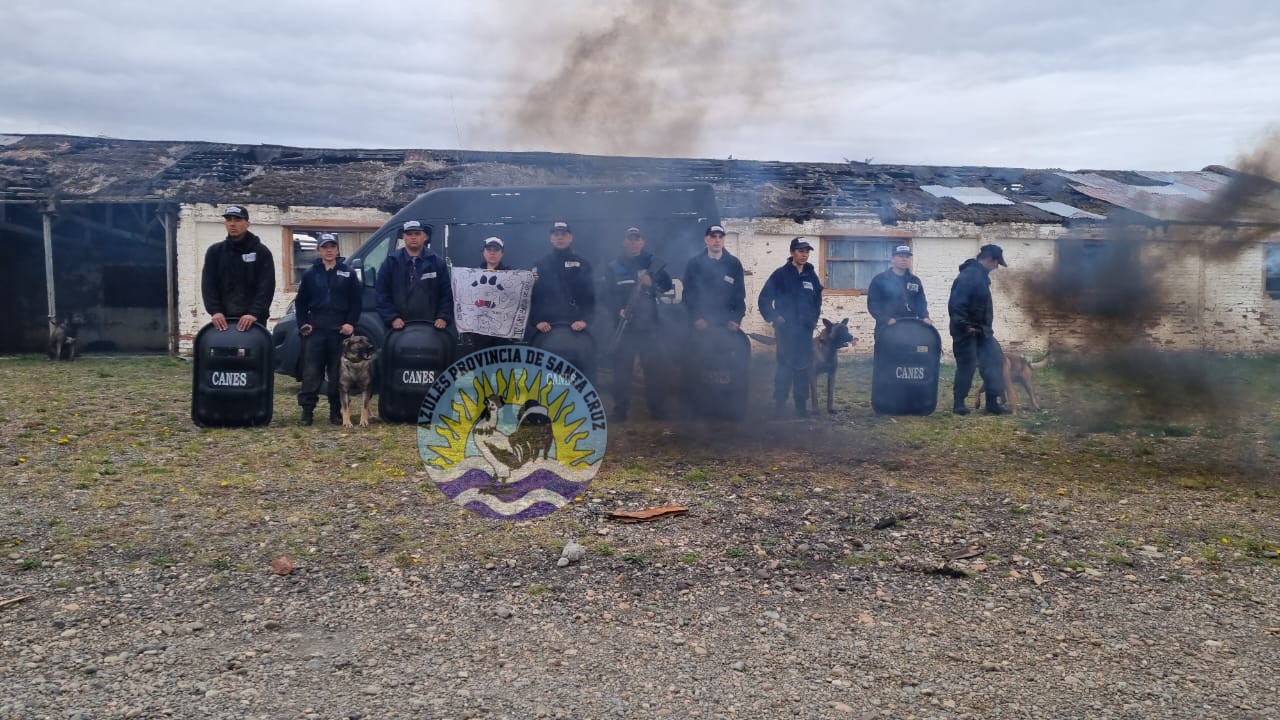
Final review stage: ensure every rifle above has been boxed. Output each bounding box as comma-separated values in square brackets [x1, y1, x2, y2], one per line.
[608, 259, 666, 354]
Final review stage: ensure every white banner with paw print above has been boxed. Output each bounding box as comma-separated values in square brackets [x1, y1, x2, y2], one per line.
[451, 268, 536, 339]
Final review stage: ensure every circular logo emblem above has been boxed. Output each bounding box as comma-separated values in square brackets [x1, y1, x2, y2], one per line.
[418, 346, 607, 520]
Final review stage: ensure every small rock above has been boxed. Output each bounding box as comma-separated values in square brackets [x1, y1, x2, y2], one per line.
[271, 556, 295, 575]
[263, 620, 283, 630]
[831, 702, 854, 714]
[731, 661, 746, 672]
[494, 606, 515, 619]
[556, 557, 570, 568]
[561, 542, 587, 563]
[360, 685, 381, 696]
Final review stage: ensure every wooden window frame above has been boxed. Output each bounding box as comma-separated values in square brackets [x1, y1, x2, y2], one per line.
[281, 222, 381, 291]
[821, 235, 911, 296]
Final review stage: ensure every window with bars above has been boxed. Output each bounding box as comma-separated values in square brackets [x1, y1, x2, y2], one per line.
[822, 237, 902, 292]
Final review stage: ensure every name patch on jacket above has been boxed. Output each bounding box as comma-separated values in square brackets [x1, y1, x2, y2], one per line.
[338, 270, 350, 278]
[564, 261, 581, 268]
[802, 281, 815, 291]
[241, 253, 257, 262]
[906, 282, 919, 291]
[422, 271, 437, 279]
[617, 279, 636, 285]
[723, 275, 735, 284]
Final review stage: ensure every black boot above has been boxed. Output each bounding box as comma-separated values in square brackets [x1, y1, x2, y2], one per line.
[952, 393, 971, 415]
[329, 406, 343, 425]
[984, 392, 1011, 415]
[299, 408, 314, 426]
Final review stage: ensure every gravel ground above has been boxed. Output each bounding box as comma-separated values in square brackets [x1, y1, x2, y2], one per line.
[2, 356, 1278, 719]
[4, 471, 1277, 720]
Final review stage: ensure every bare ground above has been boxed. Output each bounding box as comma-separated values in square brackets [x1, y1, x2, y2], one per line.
[1, 355, 1277, 720]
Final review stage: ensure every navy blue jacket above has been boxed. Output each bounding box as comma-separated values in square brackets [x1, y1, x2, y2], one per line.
[375, 249, 454, 326]
[607, 251, 673, 331]
[867, 269, 929, 326]
[295, 258, 362, 330]
[947, 258, 994, 338]
[682, 251, 746, 327]
[201, 231, 275, 321]
[758, 261, 824, 329]
[530, 248, 595, 326]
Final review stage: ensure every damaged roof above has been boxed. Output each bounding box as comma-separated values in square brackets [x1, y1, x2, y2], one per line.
[0, 133, 1272, 226]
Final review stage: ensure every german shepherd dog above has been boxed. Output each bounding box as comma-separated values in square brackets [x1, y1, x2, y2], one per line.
[47, 313, 84, 361]
[339, 335, 378, 427]
[975, 351, 1050, 413]
[809, 318, 856, 414]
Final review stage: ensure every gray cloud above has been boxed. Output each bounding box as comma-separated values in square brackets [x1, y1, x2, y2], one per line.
[2, 0, 1278, 169]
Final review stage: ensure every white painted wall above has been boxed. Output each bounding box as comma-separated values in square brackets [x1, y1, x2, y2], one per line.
[723, 217, 1280, 356]
[176, 203, 391, 354]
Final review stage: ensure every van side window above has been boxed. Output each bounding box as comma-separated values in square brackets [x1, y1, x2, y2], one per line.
[357, 231, 398, 285]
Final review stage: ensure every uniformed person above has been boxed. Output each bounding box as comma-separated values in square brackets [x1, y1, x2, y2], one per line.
[948, 244, 1009, 415]
[374, 220, 454, 331]
[294, 233, 362, 426]
[460, 236, 513, 354]
[757, 237, 824, 417]
[867, 245, 933, 339]
[681, 225, 745, 333]
[529, 221, 596, 378]
[201, 204, 275, 332]
[606, 227, 674, 422]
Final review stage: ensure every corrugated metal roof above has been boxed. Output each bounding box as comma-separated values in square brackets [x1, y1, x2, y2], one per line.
[920, 185, 1014, 205]
[1025, 201, 1107, 220]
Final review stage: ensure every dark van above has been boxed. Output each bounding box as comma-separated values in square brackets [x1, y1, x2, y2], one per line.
[272, 183, 722, 379]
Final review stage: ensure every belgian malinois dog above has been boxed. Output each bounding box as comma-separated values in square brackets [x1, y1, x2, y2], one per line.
[975, 351, 1050, 413]
[47, 313, 84, 361]
[339, 335, 378, 427]
[810, 318, 856, 414]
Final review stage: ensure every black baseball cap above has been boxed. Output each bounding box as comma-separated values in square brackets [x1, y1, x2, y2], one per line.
[625, 227, 643, 238]
[402, 220, 430, 236]
[550, 221, 572, 234]
[790, 237, 814, 251]
[222, 205, 249, 220]
[705, 225, 726, 236]
[978, 244, 1007, 266]
[483, 236, 504, 249]
[893, 245, 913, 256]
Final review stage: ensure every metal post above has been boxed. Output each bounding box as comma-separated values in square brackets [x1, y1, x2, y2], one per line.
[161, 211, 178, 356]
[42, 211, 56, 324]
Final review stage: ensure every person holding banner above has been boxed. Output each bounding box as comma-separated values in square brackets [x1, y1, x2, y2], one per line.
[452, 237, 536, 353]
[460, 237, 514, 353]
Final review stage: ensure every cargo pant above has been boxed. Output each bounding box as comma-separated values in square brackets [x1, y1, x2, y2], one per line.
[612, 329, 667, 419]
[774, 322, 815, 413]
[299, 329, 342, 412]
[952, 332, 1005, 408]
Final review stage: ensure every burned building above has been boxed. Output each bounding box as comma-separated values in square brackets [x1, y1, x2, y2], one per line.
[1, 133, 1277, 355]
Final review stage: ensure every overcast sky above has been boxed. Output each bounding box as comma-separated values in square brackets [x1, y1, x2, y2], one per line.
[3, 0, 1278, 170]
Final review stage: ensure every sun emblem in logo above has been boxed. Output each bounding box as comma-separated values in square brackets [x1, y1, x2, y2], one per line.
[418, 347, 606, 520]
